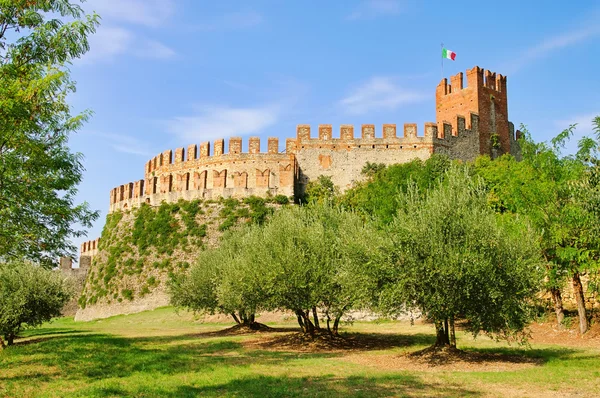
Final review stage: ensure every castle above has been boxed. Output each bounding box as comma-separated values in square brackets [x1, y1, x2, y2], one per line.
[80, 66, 520, 258]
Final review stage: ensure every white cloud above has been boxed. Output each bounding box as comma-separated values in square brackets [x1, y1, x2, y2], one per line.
[134, 40, 177, 59]
[80, 26, 175, 63]
[79, 0, 176, 64]
[80, 26, 134, 63]
[85, 0, 175, 27]
[347, 0, 404, 20]
[94, 132, 155, 157]
[165, 105, 280, 143]
[192, 11, 264, 31]
[339, 77, 427, 115]
[507, 25, 600, 73]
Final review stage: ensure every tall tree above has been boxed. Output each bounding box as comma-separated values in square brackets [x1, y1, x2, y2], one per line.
[378, 166, 542, 348]
[475, 119, 600, 334]
[0, 1, 99, 265]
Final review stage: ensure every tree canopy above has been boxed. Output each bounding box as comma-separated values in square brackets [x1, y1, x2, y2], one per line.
[474, 119, 600, 334]
[0, 260, 72, 347]
[0, 0, 99, 265]
[377, 166, 543, 347]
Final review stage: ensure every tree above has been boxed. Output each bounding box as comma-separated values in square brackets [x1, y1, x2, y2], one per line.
[261, 205, 384, 336]
[378, 166, 542, 348]
[341, 154, 451, 225]
[0, 1, 100, 265]
[300, 175, 339, 205]
[169, 226, 268, 326]
[0, 260, 72, 347]
[475, 120, 600, 334]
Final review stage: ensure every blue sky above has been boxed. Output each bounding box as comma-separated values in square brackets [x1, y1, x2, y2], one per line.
[68, 0, 600, 256]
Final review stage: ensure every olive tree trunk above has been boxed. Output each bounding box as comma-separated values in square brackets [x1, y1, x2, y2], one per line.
[312, 307, 320, 330]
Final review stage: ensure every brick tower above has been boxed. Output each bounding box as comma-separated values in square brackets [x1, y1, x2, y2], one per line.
[435, 66, 510, 156]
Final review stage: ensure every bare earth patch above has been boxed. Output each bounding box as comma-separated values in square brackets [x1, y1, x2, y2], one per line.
[528, 321, 600, 348]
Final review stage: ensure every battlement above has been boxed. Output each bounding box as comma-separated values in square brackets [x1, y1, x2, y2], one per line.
[436, 66, 507, 96]
[290, 123, 444, 148]
[145, 137, 283, 176]
[80, 238, 100, 258]
[436, 66, 510, 156]
[109, 136, 295, 213]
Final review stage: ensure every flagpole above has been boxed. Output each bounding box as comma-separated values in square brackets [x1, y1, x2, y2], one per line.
[441, 43, 444, 79]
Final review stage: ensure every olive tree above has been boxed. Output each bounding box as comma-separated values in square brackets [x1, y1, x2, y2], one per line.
[378, 166, 543, 348]
[0, 261, 72, 347]
[261, 205, 384, 336]
[169, 226, 269, 326]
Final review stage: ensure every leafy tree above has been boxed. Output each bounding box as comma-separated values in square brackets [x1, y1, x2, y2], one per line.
[378, 166, 542, 348]
[341, 154, 451, 225]
[0, 260, 72, 347]
[169, 225, 269, 326]
[475, 119, 600, 334]
[171, 204, 384, 337]
[260, 205, 384, 336]
[0, 1, 99, 265]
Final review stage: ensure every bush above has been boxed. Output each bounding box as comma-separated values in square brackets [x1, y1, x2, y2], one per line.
[121, 289, 134, 301]
[0, 261, 73, 347]
[272, 195, 290, 205]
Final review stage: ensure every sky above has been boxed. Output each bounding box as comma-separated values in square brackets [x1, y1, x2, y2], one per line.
[66, 0, 600, 258]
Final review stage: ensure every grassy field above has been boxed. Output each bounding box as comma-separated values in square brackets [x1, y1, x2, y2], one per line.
[1, 307, 599, 397]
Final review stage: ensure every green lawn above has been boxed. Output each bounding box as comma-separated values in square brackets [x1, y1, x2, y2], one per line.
[1, 307, 598, 397]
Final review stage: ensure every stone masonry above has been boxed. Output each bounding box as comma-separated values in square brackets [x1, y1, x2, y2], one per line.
[81, 66, 520, 255]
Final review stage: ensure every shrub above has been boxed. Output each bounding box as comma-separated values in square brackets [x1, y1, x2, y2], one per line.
[0, 261, 73, 347]
[272, 195, 290, 205]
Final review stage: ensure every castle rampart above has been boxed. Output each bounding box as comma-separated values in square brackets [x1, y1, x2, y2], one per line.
[80, 238, 100, 258]
[109, 137, 296, 213]
[103, 66, 519, 214]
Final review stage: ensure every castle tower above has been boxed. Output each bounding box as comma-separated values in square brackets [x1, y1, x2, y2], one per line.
[436, 66, 510, 156]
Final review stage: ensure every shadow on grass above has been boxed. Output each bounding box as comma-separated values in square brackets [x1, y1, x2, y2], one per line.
[461, 345, 589, 364]
[0, 333, 338, 383]
[83, 374, 483, 398]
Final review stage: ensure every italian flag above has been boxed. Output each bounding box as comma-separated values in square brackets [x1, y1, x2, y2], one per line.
[442, 48, 456, 61]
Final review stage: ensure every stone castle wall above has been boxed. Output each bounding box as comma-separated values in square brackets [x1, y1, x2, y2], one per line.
[104, 66, 518, 214]
[109, 137, 295, 213]
[59, 256, 91, 316]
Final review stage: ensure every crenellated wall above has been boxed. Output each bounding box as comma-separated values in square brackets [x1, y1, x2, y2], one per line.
[80, 238, 100, 258]
[436, 66, 511, 157]
[109, 137, 295, 213]
[291, 123, 437, 194]
[102, 65, 519, 214]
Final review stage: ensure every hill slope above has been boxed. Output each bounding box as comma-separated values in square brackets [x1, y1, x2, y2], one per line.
[75, 197, 285, 321]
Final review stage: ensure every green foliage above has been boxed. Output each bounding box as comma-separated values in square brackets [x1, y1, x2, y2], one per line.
[361, 161, 386, 177]
[341, 154, 452, 225]
[0, 260, 72, 346]
[475, 124, 600, 290]
[378, 166, 543, 345]
[219, 196, 273, 231]
[132, 203, 181, 254]
[272, 194, 290, 205]
[171, 204, 384, 332]
[121, 289, 134, 301]
[0, 0, 100, 265]
[301, 175, 338, 205]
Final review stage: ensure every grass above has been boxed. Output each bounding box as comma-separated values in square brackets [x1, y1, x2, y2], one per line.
[1, 307, 599, 397]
